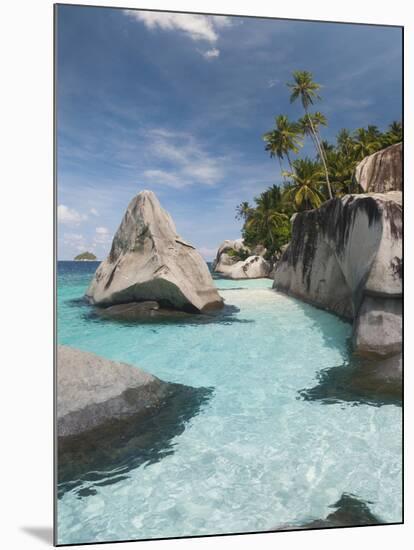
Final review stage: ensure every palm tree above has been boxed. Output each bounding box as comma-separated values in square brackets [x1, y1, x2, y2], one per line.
[245, 191, 288, 247]
[299, 112, 332, 162]
[263, 115, 302, 175]
[382, 121, 402, 146]
[325, 150, 358, 196]
[266, 184, 284, 210]
[282, 158, 325, 210]
[287, 71, 333, 199]
[353, 128, 382, 160]
[298, 115, 319, 152]
[337, 128, 355, 157]
[235, 201, 252, 221]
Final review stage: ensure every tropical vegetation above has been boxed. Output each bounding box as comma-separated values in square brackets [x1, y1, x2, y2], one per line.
[235, 70, 402, 259]
[74, 251, 97, 261]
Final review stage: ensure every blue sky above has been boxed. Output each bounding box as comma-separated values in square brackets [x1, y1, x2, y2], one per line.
[57, 5, 402, 260]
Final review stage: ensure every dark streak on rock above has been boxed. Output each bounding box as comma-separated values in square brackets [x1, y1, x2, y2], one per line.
[391, 256, 403, 280]
[384, 201, 403, 240]
[281, 196, 383, 292]
[104, 262, 118, 290]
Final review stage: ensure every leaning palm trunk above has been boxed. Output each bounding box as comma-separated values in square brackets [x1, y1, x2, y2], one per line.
[305, 111, 333, 199]
[278, 157, 287, 182]
[286, 151, 293, 171]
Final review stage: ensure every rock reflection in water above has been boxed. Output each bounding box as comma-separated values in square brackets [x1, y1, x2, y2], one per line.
[299, 354, 402, 407]
[58, 383, 213, 499]
[274, 493, 383, 530]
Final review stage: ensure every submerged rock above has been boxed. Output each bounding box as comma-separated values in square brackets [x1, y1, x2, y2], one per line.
[355, 142, 402, 193]
[274, 493, 383, 530]
[57, 345, 172, 438]
[94, 301, 198, 322]
[57, 346, 213, 497]
[86, 190, 223, 313]
[274, 191, 402, 359]
[299, 353, 402, 407]
[213, 239, 271, 279]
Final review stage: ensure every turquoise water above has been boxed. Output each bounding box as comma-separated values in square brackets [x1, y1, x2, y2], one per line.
[57, 261, 402, 544]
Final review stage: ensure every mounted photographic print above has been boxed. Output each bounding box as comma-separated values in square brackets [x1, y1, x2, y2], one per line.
[55, 3, 403, 546]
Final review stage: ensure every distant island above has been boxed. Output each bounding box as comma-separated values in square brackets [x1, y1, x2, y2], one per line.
[74, 252, 97, 261]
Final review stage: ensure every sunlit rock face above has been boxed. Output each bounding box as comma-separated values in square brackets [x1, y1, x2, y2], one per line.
[212, 239, 250, 271]
[274, 191, 402, 358]
[355, 142, 402, 193]
[86, 190, 223, 313]
[57, 345, 170, 438]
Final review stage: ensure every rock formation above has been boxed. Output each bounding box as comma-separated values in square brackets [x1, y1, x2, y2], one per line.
[57, 345, 172, 438]
[212, 239, 250, 271]
[274, 191, 402, 358]
[355, 142, 402, 193]
[213, 239, 271, 279]
[57, 346, 213, 496]
[274, 145, 402, 360]
[86, 191, 223, 313]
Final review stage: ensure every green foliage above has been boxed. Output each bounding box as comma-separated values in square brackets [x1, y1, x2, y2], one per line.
[287, 70, 321, 110]
[240, 184, 293, 256]
[237, 68, 403, 260]
[226, 248, 251, 261]
[282, 158, 326, 210]
[74, 251, 97, 261]
[263, 115, 303, 170]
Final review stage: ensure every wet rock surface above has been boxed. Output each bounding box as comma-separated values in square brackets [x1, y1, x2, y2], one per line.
[93, 301, 198, 322]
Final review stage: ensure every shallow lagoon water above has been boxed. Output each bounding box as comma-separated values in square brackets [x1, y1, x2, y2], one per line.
[57, 261, 402, 544]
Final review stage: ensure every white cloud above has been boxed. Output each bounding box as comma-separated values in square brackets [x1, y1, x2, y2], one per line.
[62, 233, 88, 255]
[143, 169, 183, 188]
[90, 207, 99, 216]
[124, 11, 231, 42]
[202, 48, 220, 59]
[58, 205, 86, 225]
[268, 78, 280, 88]
[94, 226, 111, 247]
[337, 98, 373, 109]
[95, 226, 109, 235]
[143, 129, 223, 188]
[63, 232, 83, 243]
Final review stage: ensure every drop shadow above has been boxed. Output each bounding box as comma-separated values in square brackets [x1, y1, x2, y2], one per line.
[20, 527, 53, 545]
[57, 383, 213, 499]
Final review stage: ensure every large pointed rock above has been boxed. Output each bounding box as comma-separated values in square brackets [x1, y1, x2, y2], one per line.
[86, 191, 223, 312]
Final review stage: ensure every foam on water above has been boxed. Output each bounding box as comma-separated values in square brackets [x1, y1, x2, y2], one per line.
[57, 262, 402, 544]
